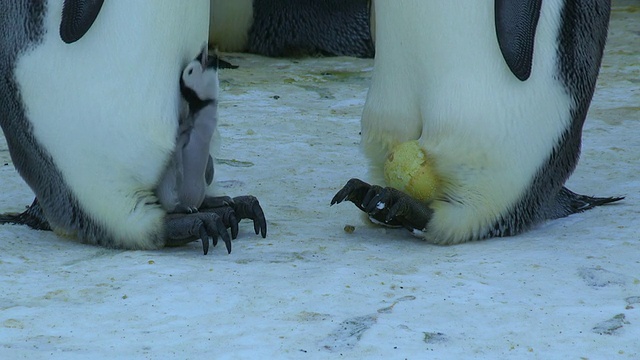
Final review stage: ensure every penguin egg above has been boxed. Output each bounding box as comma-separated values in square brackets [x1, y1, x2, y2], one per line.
[384, 141, 439, 202]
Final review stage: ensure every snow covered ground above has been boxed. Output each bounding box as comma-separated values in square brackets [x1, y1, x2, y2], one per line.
[1, 4, 639, 359]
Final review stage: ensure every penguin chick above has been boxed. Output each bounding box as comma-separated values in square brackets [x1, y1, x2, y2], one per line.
[157, 47, 219, 214]
[156, 47, 269, 252]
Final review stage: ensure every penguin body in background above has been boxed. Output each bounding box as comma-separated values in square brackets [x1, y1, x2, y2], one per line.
[332, 0, 622, 243]
[210, 0, 374, 58]
[0, 1, 266, 254]
[209, 0, 254, 53]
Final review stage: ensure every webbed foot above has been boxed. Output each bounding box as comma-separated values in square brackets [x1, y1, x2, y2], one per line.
[172, 204, 199, 214]
[201, 202, 239, 240]
[164, 212, 232, 255]
[331, 178, 433, 233]
[201, 195, 267, 239]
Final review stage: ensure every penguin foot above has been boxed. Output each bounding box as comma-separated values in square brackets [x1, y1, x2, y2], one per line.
[164, 212, 232, 255]
[172, 204, 199, 214]
[0, 198, 51, 231]
[331, 178, 433, 233]
[201, 196, 234, 209]
[201, 195, 267, 239]
[200, 204, 239, 240]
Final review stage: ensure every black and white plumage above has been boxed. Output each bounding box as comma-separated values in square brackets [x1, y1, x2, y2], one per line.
[0, 0, 265, 254]
[332, 0, 622, 243]
[209, 0, 374, 58]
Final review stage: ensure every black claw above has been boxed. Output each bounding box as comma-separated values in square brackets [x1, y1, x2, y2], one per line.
[364, 186, 389, 215]
[164, 212, 233, 255]
[251, 202, 267, 238]
[386, 201, 407, 224]
[196, 212, 230, 254]
[230, 212, 239, 240]
[199, 203, 239, 241]
[223, 234, 232, 254]
[363, 189, 378, 213]
[214, 215, 232, 254]
[196, 194, 266, 246]
[231, 195, 267, 238]
[212, 232, 218, 248]
[330, 191, 346, 206]
[200, 225, 209, 255]
[331, 178, 373, 212]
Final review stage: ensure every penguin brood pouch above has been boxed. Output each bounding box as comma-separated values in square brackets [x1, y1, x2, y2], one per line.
[332, 0, 623, 243]
[0, 1, 265, 254]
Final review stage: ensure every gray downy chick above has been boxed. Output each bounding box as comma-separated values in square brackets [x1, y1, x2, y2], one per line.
[157, 47, 218, 214]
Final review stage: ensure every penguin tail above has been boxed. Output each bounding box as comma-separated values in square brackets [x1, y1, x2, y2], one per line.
[559, 187, 624, 214]
[0, 198, 51, 231]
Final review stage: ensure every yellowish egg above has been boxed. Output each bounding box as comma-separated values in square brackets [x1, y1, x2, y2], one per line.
[384, 140, 439, 202]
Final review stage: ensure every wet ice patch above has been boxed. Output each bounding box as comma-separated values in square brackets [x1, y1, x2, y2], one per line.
[423, 332, 448, 344]
[320, 296, 419, 352]
[376, 295, 416, 314]
[625, 296, 640, 309]
[577, 266, 628, 288]
[215, 158, 254, 167]
[320, 314, 378, 352]
[625, 296, 640, 306]
[592, 314, 629, 335]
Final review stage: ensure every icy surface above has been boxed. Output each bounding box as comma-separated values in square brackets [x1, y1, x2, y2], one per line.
[1, 6, 639, 359]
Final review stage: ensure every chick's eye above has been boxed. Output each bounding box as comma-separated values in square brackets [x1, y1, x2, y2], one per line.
[188, 69, 193, 75]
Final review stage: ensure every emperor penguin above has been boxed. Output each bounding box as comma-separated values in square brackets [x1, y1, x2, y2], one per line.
[0, 1, 265, 254]
[209, 0, 374, 58]
[332, 0, 622, 243]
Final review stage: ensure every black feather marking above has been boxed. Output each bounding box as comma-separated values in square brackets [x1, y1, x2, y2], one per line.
[206, 51, 220, 71]
[179, 77, 215, 115]
[247, 0, 374, 58]
[494, 0, 542, 81]
[60, 0, 105, 44]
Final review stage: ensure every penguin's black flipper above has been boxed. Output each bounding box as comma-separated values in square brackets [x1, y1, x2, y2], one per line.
[494, 0, 542, 81]
[331, 178, 433, 233]
[205, 155, 214, 186]
[206, 49, 239, 69]
[217, 59, 239, 69]
[0, 198, 52, 231]
[60, 0, 105, 44]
